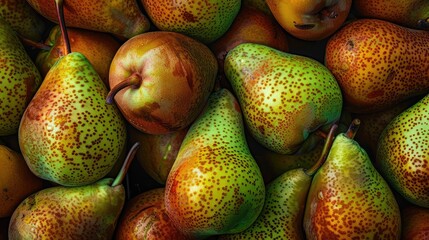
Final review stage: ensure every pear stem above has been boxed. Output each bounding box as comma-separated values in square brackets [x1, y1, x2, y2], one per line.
[315, 129, 328, 139]
[345, 118, 361, 139]
[305, 123, 338, 176]
[18, 35, 51, 50]
[106, 73, 142, 104]
[112, 142, 141, 187]
[55, 0, 71, 55]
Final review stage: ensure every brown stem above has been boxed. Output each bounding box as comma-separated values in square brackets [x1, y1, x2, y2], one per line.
[18, 35, 51, 50]
[106, 73, 142, 104]
[305, 123, 338, 176]
[112, 142, 141, 187]
[345, 118, 361, 139]
[55, 0, 71, 55]
[315, 129, 328, 139]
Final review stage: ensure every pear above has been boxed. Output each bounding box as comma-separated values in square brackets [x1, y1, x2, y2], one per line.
[0, 0, 47, 41]
[19, 50, 127, 186]
[26, 0, 150, 39]
[304, 121, 401, 239]
[164, 89, 266, 239]
[219, 124, 337, 239]
[0, 17, 42, 136]
[376, 93, 429, 208]
[116, 188, 190, 240]
[128, 125, 188, 185]
[8, 142, 140, 240]
[401, 203, 429, 239]
[0, 145, 44, 218]
[36, 25, 121, 87]
[224, 42, 343, 154]
[325, 18, 429, 113]
[106, 31, 217, 135]
[19, 1, 127, 187]
[352, 0, 429, 30]
[140, 0, 241, 43]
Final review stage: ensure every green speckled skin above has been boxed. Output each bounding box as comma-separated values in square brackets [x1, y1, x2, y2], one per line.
[219, 168, 311, 239]
[8, 178, 125, 240]
[18, 52, 127, 187]
[224, 43, 343, 154]
[0, 17, 42, 136]
[165, 89, 266, 239]
[376, 93, 429, 208]
[141, 0, 241, 43]
[304, 134, 401, 239]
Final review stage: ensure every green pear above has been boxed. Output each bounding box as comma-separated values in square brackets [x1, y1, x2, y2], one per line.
[8, 142, 140, 240]
[304, 127, 401, 239]
[219, 124, 338, 239]
[0, 17, 42, 136]
[140, 0, 241, 43]
[165, 89, 266, 239]
[224, 42, 343, 154]
[0, 0, 47, 41]
[19, 50, 127, 186]
[376, 93, 429, 208]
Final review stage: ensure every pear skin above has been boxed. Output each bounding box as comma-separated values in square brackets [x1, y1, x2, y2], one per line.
[8, 178, 125, 239]
[165, 89, 265, 239]
[141, 0, 241, 43]
[19, 52, 127, 186]
[224, 42, 342, 154]
[0, 145, 44, 218]
[0, 0, 47, 41]
[26, 0, 150, 39]
[0, 17, 42, 136]
[376, 93, 429, 208]
[353, 0, 429, 30]
[325, 18, 429, 113]
[304, 133, 401, 239]
[116, 188, 190, 240]
[401, 203, 429, 239]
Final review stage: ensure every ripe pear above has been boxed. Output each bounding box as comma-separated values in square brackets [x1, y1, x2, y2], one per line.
[219, 124, 337, 239]
[140, 0, 241, 43]
[376, 93, 429, 208]
[0, 17, 42, 136]
[116, 188, 189, 240]
[8, 142, 140, 240]
[107, 31, 217, 135]
[304, 129, 401, 239]
[36, 25, 121, 87]
[0, 0, 47, 41]
[165, 89, 266, 239]
[0, 145, 44, 218]
[325, 18, 429, 113]
[352, 0, 429, 30]
[26, 0, 150, 39]
[224, 42, 343, 154]
[19, 51, 127, 186]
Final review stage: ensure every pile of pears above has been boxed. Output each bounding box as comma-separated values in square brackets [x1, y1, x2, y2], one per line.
[1, 0, 429, 239]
